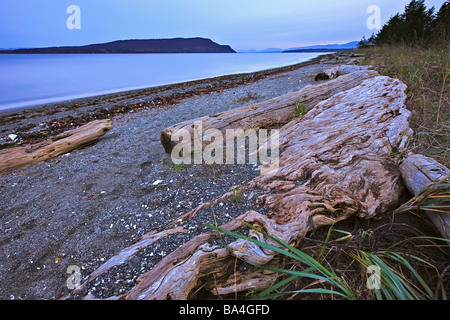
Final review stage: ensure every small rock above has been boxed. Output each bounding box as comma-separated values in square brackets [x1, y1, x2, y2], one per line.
[129, 256, 141, 267]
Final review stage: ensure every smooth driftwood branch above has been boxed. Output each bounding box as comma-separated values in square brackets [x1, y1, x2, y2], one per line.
[106, 74, 412, 300]
[64, 226, 187, 299]
[160, 69, 379, 154]
[399, 154, 450, 239]
[0, 119, 113, 175]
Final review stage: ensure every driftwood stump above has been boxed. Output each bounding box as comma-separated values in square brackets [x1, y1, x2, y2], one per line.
[97, 74, 411, 300]
[0, 119, 113, 175]
[399, 154, 450, 239]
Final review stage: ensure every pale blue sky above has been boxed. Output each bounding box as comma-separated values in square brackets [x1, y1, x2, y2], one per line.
[0, 0, 445, 50]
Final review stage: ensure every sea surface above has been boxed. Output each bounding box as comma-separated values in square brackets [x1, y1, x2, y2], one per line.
[0, 52, 327, 111]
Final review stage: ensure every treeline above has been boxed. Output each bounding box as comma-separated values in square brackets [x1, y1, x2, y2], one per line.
[359, 0, 450, 47]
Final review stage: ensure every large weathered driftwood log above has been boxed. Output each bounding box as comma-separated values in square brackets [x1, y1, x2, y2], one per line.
[112, 75, 411, 300]
[0, 119, 113, 175]
[399, 154, 450, 239]
[160, 70, 379, 154]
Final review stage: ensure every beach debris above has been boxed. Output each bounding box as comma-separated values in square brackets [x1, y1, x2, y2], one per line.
[314, 65, 372, 81]
[0, 119, 113, 176]
[152, 179, 163, 185]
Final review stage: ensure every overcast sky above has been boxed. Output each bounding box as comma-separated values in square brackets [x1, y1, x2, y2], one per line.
[0, 0, 445, 50]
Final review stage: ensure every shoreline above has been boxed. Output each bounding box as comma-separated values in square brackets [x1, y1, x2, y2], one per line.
[0, 53, 334, 148]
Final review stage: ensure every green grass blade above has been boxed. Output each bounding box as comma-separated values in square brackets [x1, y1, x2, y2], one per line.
[291, 288, 352, 299]
[365, 252, 415, 300]
[383, 252, 434, 299]
[256, 288, 351, 300]
[205, 223, 300, 262]
[236, 220, 340, 280]
[256, 274, 300, 299]
[206, 222, 355, 299]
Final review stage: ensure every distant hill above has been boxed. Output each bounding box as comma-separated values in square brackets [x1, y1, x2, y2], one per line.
[238, 48, 283, 53]
[238, 41, 358, 53]
[0, 38, 236, 54]
[283, 41, 358, 53]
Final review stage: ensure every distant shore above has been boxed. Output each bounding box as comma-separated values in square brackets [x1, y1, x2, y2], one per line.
[0, 38, 236, 54]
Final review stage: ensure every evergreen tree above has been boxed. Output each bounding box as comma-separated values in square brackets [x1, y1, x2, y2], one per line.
[431, 1, 450, 42]
[361, 0, 450, 46]
[375, 13, 405, 45]
[401, 0, 434, 43]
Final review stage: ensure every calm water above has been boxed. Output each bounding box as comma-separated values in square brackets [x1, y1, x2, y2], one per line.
[0, 52, 326, 111]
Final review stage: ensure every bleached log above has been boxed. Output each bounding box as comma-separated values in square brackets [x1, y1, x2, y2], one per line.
[0, 119, 113, 175]
[315, 65, 371, 81]
[399, 154, 450, 239]
[112, 75, 411, 300]
[160, 70, 379, 154]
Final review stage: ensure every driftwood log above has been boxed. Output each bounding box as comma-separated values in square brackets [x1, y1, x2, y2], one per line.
[314, 65, 371, 81]
[314, 66, 339, 81]
[95, 74, 411, 300]
[399, 154, 450, 239]
[160, 69, 379, 154]
[0, 119, 113, 175]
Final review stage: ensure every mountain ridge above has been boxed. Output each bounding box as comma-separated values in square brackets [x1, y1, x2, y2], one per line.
[0, 37, 236, 54]
[283, 41, 358, 52]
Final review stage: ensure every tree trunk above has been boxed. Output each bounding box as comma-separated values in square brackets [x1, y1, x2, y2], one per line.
[0, 119, 113, 175]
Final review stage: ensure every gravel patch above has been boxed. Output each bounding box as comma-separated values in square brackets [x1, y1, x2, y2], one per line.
[0, 58, 336, 300]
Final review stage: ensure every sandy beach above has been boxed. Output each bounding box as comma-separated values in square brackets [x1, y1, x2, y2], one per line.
[0, 54, 343, 299]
